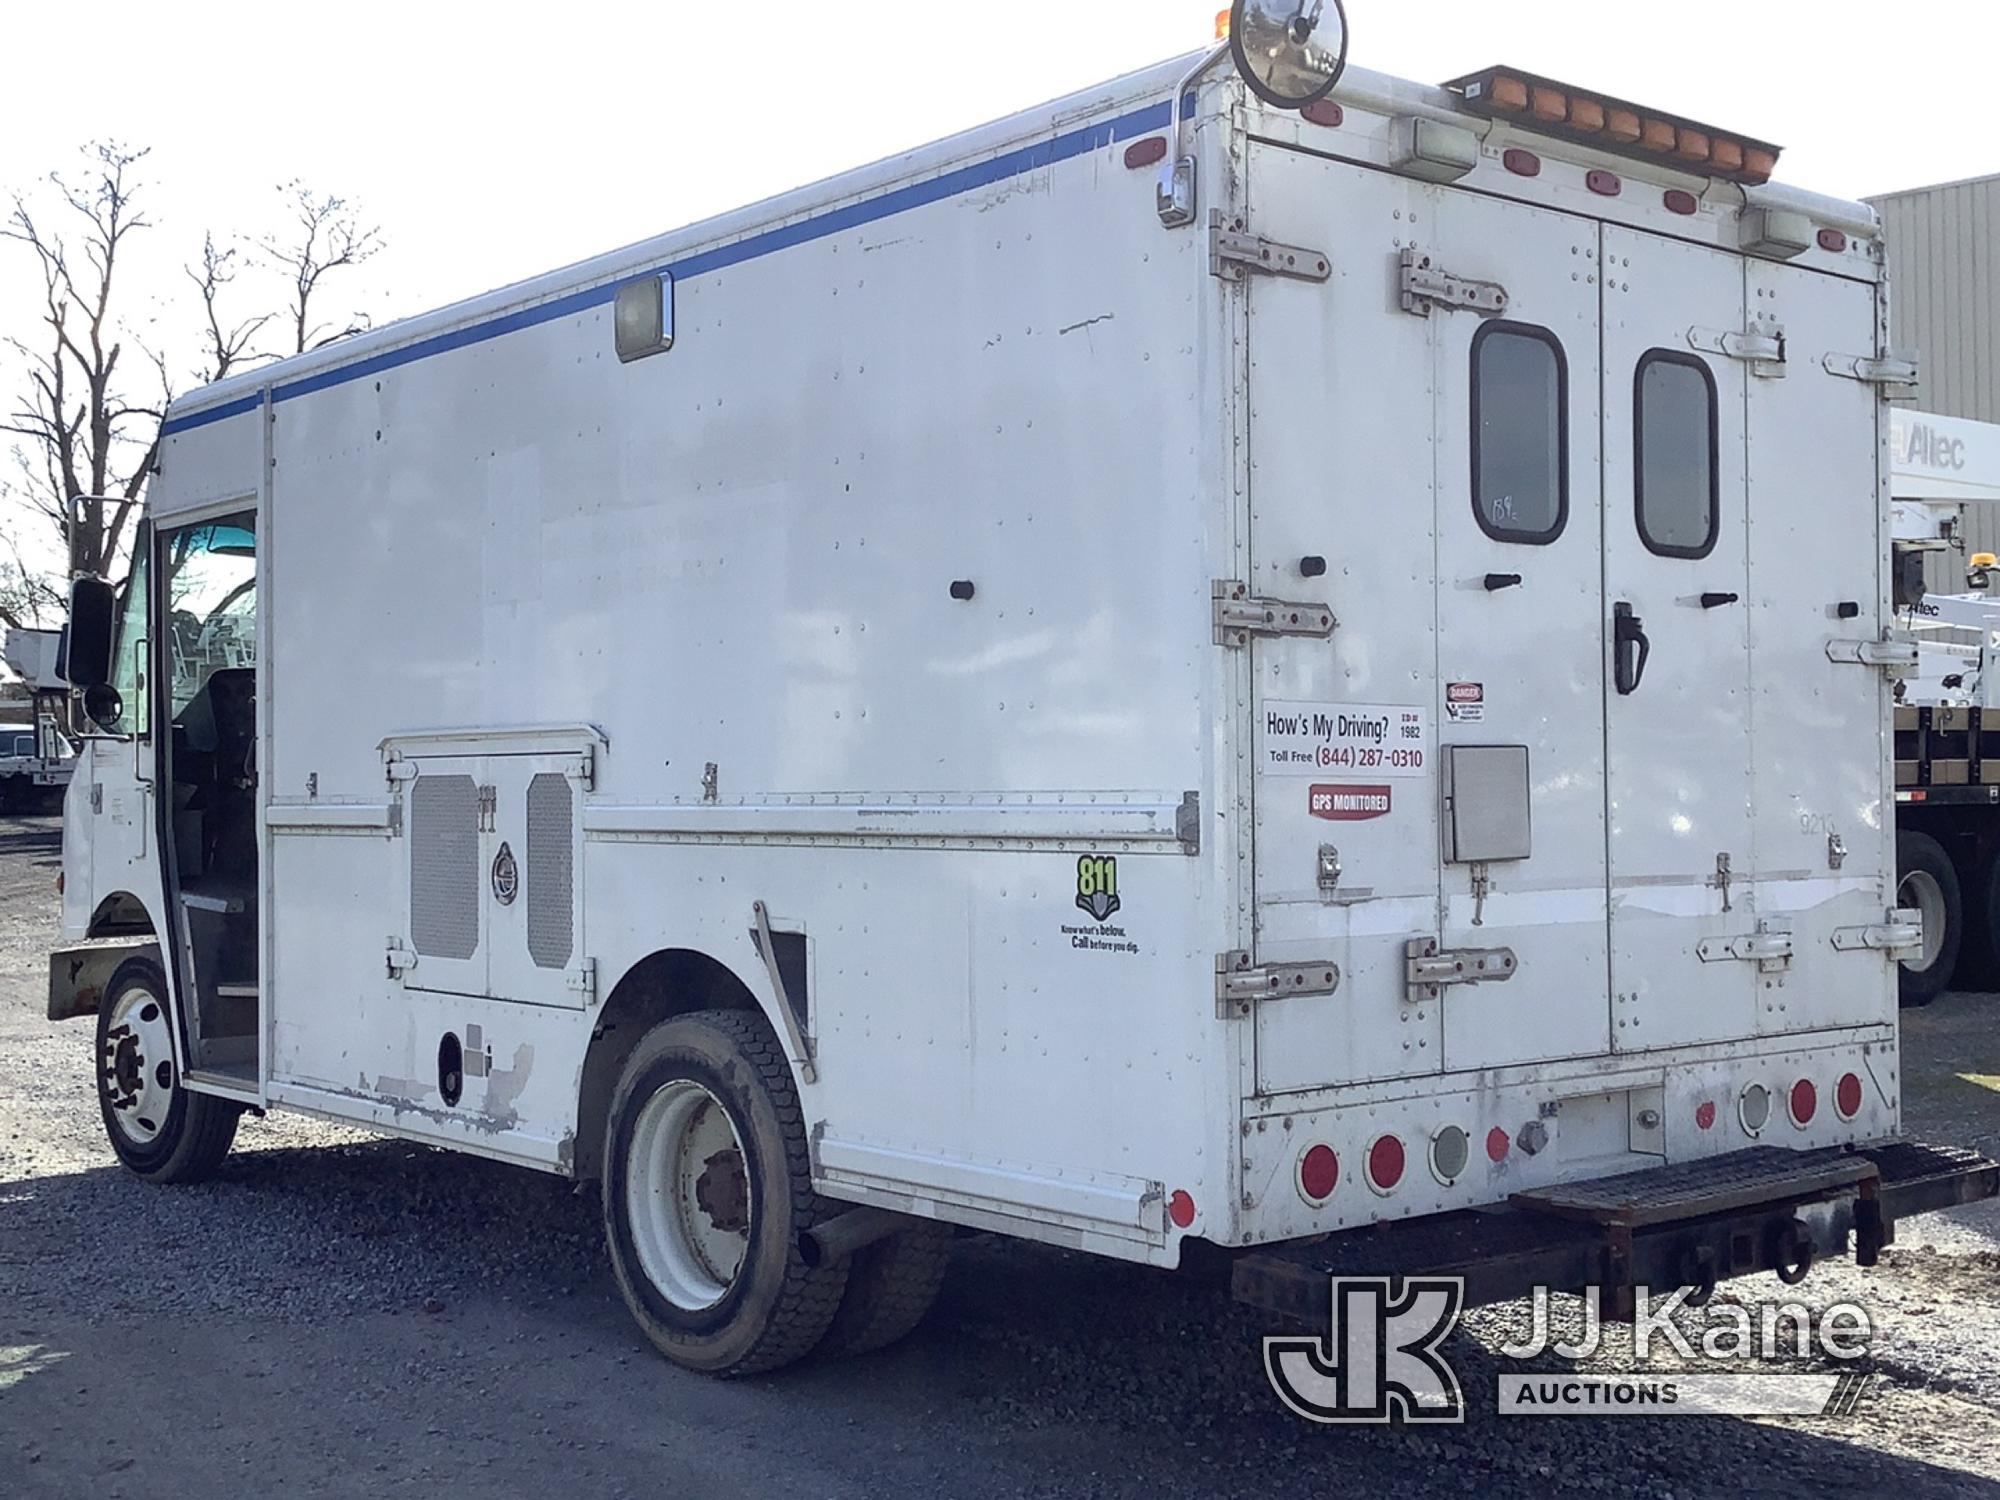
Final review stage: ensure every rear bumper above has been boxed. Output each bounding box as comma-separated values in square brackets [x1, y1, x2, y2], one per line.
[1233, 1141, 1998, 1324]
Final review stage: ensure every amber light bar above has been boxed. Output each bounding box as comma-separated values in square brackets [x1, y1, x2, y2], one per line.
[1444, 66, 1782, 186]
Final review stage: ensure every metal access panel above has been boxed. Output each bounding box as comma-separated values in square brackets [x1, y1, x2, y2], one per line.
[388, 730, 595, 1010]
[1441, 745, 1532, 864]
[403, 760, 486, 999]
[486, 757, 588, 1010]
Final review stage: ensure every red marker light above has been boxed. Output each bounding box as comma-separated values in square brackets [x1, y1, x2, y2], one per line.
[1298, 1145, 1339, 1204]
[1695, 1100, 1718, 1132]
[1790, 1079, 1819, 1127]
[1367, 1135, 1406, 1193]
[1486, 1127, 1511, 1163]
[1300, 101, 1344, 129]
[1123, 137, 1169, 171]
[1168, 1189, 1196, 1229]
[1664, 189, 1699, 216]
[1836, 1073, 1865, 1121]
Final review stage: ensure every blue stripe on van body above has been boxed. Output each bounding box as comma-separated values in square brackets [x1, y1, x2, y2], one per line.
[161, 97, 1180, 436]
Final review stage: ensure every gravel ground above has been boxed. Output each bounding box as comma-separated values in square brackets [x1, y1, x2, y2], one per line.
[2, 811, 1997, 1498]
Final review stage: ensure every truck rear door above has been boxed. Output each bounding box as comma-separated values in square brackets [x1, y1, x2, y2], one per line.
[1600, 227, 1759, 1050]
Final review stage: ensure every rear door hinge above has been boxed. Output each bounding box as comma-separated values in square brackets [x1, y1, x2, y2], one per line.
[567, 957, 598, 1004]
[1216, 951, 1341, 1017]
[1399, 248, 1509, 318]
[385, 758, 419, 787]
[1213, 581, 1336, 647]
[1833, 909, 1924, 955]
[1176, 790, 1201, 857]
[1210, 211, 1331, 283]
[1698, 920, 1795, 974]
[1689, 320, 1786, 378]
[386, 943, 418, 977]
[1827, 635, 1919, 674]
[1824, 350, 1920, 393]
[1405, 938, 1519, 1002]
[566, 748, 597, 792]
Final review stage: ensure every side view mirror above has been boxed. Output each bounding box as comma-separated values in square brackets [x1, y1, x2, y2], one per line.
[64, 576, 117, 691]
[1230, 0, 1350, 110]
[82, 683, 124, 731]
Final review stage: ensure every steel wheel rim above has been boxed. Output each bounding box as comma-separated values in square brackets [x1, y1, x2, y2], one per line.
[1897, 869, 1947, 973]
[624, 1079, 752, 1311]
[103, 982, 177, 1145]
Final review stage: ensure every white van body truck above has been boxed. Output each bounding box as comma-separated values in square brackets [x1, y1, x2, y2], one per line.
[49, 32, 1997, 1373]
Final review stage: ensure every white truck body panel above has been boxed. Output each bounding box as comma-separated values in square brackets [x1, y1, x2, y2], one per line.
[62, 52, 1906, 1263]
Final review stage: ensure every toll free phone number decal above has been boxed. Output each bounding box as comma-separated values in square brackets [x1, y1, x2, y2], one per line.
[1260, 702, 1429, 778]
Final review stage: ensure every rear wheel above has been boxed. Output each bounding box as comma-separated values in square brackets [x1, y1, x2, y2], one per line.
[816, 1220, 953, 1357]
[602, 1010, 847, 1375]
[1897, 831, 1962, 1007]
[95, 958, 240, 1181]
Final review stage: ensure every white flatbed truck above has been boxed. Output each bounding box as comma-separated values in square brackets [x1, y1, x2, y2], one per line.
[48, 4, 1996, 1374]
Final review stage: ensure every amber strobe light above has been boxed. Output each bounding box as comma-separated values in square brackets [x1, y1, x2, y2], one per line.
[1445, 66, 1781, 186]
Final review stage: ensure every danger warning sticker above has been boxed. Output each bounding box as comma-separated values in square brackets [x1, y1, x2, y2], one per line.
[1260, 701, 1430, 779]
[1446, 682, 1486, 724]
[1311, 784, 1393, 821]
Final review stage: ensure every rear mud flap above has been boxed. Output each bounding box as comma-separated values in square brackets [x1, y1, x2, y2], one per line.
[1233, 1141, 1999, 1326]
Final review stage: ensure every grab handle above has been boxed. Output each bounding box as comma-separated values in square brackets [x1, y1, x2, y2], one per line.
[1614, 602, 1651, 696]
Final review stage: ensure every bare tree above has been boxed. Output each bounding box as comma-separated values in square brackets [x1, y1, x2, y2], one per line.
[187, 232, 272, 385]
[262, 182, 383, 355]
[0, 143, 165, 582]
[0, 152, 388, 610]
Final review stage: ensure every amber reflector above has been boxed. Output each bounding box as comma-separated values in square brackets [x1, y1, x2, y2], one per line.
[1531, 87, 1568, 122]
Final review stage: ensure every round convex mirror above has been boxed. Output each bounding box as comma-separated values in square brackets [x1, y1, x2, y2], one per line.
[1230, 0, 1350, 110]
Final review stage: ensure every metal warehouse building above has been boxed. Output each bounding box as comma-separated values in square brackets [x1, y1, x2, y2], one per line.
[1872, 173, 2000, 567]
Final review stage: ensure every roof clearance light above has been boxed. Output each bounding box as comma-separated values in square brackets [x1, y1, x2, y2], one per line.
[1446, 66, 1782, 186]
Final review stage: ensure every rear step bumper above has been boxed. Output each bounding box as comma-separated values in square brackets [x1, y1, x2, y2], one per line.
[1233, 1141, 1999, 1325]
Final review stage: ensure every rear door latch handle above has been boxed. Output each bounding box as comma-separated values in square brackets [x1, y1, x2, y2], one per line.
[1614, 602, 1651, 696]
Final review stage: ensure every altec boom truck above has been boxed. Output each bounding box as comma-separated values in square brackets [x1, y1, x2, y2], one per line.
[49, 6, 1996, 1374]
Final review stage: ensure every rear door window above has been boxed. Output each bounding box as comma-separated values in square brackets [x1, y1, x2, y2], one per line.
[1635, 351, 1720, 558]
[1471, 322, 1569, 544]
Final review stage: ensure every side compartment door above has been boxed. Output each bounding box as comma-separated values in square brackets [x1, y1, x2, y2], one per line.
[485, 754, 589, 1010]
[1746, 262, 1895, 1036]
[1431, 192, 1611, 1072]
[398, 757, 488, 998]
[1245, 144, 1444, 1092]
[1601, 228, 1758, 1050]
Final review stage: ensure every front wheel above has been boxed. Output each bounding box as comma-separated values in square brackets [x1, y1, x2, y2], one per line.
[95, 959, 240, 1181]
[1897, 831, 1962, 1008]
[602, 1010, 848, 1376]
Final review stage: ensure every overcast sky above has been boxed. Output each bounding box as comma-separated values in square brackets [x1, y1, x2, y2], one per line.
[3, 0, 1998, 614]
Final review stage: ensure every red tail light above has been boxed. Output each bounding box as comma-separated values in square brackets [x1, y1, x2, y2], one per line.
[1297, 1144, 1340, 1204]
[1790, 1079, 1819, 1127]
[1367, 1135, 1406, 1193]
[1836, 1073, 1865, 1121]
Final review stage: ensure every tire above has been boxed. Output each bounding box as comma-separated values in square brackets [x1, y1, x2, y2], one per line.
[1897, 831, 1962, 1008]
[95, 958, 240, 1181]
[816, 1219, 953, 1357]
[602, 1009, 847, 1376]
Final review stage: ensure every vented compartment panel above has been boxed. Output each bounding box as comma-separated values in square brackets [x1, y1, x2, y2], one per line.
[410, 774, 480, 961]
[526, 772, 574, 970]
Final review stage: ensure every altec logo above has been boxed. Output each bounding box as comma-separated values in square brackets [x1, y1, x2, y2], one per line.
[1311, 784, 1393, 821]
[1904, 423, 1968, 472]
